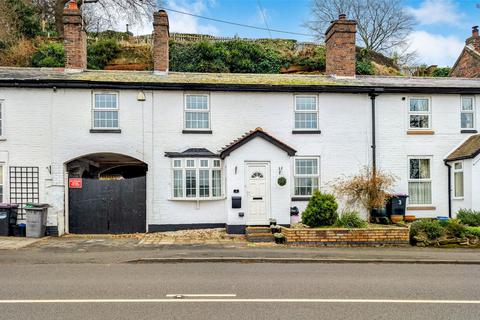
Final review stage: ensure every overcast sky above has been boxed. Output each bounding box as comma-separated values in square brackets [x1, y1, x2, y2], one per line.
[122, 0, 480, 67]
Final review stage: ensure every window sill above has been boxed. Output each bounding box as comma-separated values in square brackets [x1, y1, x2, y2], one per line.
[292, 130, 322, 134]
[461, 129, 478, 134]
[90, 129, 121, 134]
[169, 197, 225, 201]
[406, 206, 436, 211]
[406, 130, 435, 135]
[452, 197, 464, 200]
[0, 138, 6, 141]
[291, 196, 311, 201]
[182, 130, 212, 134]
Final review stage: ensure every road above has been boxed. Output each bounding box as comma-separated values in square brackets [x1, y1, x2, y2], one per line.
[0, 263, 479, 319]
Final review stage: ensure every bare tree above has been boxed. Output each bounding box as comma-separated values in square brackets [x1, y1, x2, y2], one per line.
[50, 0, 158, 37]
[306, 0, 415, 54]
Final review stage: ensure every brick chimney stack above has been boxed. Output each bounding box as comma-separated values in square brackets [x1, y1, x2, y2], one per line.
[63, 0, 87, 71]
[153, 10, 170, 75]
[325, 14, 357, 77]
[467, 26, 480, 52]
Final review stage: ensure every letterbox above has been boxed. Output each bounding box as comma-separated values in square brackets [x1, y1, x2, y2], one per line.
[232, 196, 241, 209]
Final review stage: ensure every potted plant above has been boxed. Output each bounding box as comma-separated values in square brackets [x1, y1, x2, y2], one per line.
[274, 233, 286, 244]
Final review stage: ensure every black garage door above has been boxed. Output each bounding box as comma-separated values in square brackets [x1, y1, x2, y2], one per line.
[69, 176, 146, 234]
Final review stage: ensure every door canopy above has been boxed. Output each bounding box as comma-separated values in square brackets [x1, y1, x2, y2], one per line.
[219, 127, 297, 159]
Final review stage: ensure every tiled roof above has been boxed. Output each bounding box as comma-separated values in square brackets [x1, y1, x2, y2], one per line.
[2, 67, 480, 88]
[165, 148, 219, 158]
[446, 134, 480, 161]
[219, 127, 297, 158]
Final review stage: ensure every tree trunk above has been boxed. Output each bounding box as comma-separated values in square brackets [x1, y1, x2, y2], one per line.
[54, 0, 69, 38]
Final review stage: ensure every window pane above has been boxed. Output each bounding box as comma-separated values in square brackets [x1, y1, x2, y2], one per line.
[186, 95, 208, 110]
[173, 170, 183, 197]
[94, 111, 118, 128]
[213, 160, 221, 167]
[212, 170, 221, 197]
[294, 177, 318, 196]
[186, 170, 196, 197]
[186, 112, 209, 129]
[295, 112, 318, 129]
[410, 98, 429, 112]
[200, 160, 209, 167]
[295, 96, 317, 110]
[95, 94, 117, 109]
[408, 182, 432, 204]
[186, 160, 195, 167]
[410, 115, 429, 128]
[462, 97, 473, 110]
[199, 169, 209, 197]
[454, 162, 463, 170]
[410, 159, 430, 179]
[461, 113, 474, 129]
[295, 159, 318, 175]
[454, 172, 464, 198]
[173, 160, 182, 168]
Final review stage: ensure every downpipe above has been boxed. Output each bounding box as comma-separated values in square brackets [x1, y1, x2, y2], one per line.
[444, 161, 452, 218]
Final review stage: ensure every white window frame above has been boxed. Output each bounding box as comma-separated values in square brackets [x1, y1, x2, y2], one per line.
[408, 156, 433, 206]
[293, 95, 319, 130]
[0, 164, 4, 203]
[293, 156, 320, 196]
[0, 100, 4, 138]
[92, 92, 119, 130]
[184, 94, 211, 131]
[461, 96, 476, 130]
[171, 158, 223, 200]
[408, 97, 431, 130]
[453, 161, 464, 199]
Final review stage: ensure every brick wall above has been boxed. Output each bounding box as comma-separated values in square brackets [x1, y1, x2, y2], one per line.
[281, 226, 409, 246]
[325, 14, 357, 77]
[63, 2, 86, 70]
[153, 10, 169, 74]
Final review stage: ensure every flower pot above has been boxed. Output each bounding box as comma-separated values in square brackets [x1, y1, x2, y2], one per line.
[390, 215, 403, 223]
[404, 215, 416, 222]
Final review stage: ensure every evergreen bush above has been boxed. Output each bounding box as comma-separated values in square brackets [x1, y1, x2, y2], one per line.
[301, 190, 338, 227]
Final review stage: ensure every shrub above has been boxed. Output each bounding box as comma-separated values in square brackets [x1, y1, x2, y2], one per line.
[356, 59, 374, 75]
[457, 209, 480, 227]
[466, 226, 480, 238]
[410, 219, 444, 243]
[431, 67, 451, 77]
[440, 219, 467, 238]
[87, 39, 121, 70]
[334, 211, 367, 228]
[31, 42, 64, 67]
[301, 190, 338, 227]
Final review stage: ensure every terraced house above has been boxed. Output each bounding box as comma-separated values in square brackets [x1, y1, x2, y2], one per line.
[0, 4, 479, 235]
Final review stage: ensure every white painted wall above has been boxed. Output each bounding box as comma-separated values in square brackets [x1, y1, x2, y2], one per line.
[0, 87, 479, 233]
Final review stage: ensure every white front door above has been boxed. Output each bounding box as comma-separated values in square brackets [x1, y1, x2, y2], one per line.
[246, 162, 270, 225]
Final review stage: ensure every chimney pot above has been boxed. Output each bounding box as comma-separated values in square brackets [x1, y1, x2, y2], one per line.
[325, 15, 357, 77]
[63, 0, 86, 71]
[153, 10, 170, 75]
[473, 26, 479, 36]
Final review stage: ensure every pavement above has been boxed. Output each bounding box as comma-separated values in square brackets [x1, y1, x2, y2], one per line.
[0, 236, 44, 250]
[0, 262, 479, 319]
[0, 233, 480, 265]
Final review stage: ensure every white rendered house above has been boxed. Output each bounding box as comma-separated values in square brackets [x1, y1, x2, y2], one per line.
[0, 6, 479, 235]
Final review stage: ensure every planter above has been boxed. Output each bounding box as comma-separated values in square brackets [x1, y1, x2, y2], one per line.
[404, 215, 416, 222]
[390, 215, 404, 223]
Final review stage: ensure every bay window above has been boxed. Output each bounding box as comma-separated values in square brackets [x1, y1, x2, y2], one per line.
[171, 158, 222, 200]
[408, 157, 432, 205]
[294, 157, 320, 196]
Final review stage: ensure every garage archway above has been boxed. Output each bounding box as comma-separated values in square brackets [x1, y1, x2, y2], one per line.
[66, 153, 147, 234]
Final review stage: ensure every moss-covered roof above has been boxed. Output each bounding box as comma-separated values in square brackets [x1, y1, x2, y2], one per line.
[1, 67, 480, 90]
[446, 134, 480, 161]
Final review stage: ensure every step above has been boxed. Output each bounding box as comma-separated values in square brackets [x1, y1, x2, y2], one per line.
[246, 232, 274, 243]
[246, 227, 272, 235]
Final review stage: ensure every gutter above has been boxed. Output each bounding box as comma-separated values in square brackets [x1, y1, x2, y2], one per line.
[2, 79, 480, 94]
[444, 160, 452, 218]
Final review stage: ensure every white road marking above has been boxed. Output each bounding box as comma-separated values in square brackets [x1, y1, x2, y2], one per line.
[166, 294, 237, 298]
[0, 299, 479, 304]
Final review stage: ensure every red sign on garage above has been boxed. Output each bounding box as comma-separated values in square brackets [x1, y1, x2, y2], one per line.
[69, 178, 83, 189]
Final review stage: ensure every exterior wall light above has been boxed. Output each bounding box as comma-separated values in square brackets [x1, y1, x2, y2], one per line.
[137, 91, 146, 101]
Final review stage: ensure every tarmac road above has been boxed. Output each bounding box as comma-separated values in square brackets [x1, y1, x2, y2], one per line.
[0, 262, 479, 319]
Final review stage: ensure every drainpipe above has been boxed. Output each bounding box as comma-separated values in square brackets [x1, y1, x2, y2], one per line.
[369, 88, 384, 173]
[444, 160, 452, 218]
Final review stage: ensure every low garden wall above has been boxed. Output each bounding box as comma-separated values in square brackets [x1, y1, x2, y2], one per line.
[281, 226, 409, 246]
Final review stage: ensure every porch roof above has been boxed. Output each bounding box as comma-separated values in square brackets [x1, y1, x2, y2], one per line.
[445, 134, 480, 161]
[219, 128, 297, 159]
[165, 148, 219, 158]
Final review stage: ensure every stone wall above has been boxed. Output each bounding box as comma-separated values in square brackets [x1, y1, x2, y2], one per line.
[281, 227, 409, 246]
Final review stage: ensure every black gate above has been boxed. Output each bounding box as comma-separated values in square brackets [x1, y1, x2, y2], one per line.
[69, 176, 146, 234]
